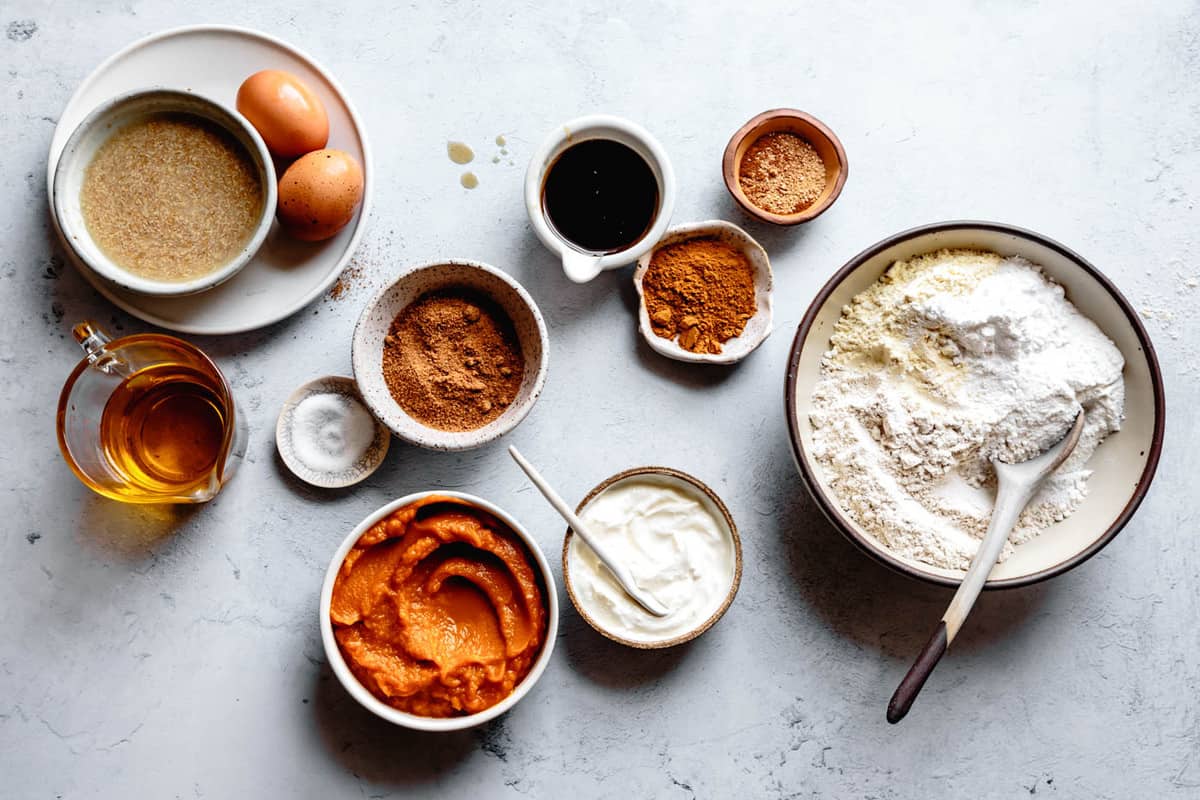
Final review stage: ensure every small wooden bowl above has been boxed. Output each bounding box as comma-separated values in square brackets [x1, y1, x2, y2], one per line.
[722, 109, 848, 225]
[562, 466, 743, 649]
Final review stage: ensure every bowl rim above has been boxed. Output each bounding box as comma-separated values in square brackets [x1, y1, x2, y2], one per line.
[561, 465, 743, 648]
[722, 108, 848, 226]
[784, 220, 1166, 589]
[632, 219, 774, 365]
[350, 259, 550, 451]
[319, 490, 560, 731]
[51, 86, 277, 297]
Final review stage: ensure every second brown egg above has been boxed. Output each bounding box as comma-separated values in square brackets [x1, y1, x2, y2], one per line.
[277, 149, 364, 242]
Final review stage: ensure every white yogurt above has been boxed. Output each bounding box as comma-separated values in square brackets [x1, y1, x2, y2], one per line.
[567, 477, 737, 645]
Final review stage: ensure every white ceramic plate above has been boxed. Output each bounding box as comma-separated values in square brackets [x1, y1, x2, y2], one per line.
[46, 25, 373, 335]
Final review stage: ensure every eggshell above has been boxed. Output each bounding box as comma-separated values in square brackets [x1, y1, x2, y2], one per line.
[277, 149, 364, 242]
[236, 70, 329, 158]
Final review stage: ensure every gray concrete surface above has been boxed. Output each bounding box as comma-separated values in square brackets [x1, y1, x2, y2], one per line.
[1, 1, 1197, 797]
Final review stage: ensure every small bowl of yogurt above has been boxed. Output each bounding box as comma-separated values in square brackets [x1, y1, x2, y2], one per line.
[562, 466, 742, 649]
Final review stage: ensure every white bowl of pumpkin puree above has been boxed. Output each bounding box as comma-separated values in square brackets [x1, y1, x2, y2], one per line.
[320, 492, 557, 730]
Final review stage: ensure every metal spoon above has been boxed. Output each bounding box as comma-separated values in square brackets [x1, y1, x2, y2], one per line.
[508, 446, 669, 617]
[887, 411, 1086, 724]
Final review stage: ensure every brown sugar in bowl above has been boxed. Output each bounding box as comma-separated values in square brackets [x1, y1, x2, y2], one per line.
[722, 109, 848, 226]
[351, 260, 549, 451]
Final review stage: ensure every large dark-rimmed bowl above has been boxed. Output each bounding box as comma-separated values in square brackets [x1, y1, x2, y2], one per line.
[785, 221, 1165, 589]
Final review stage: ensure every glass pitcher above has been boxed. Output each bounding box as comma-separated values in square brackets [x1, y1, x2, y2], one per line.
[56, 321, 248, 503]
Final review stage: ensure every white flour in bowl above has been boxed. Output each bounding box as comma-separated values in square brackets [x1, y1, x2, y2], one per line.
[809, 249, 1125, 571]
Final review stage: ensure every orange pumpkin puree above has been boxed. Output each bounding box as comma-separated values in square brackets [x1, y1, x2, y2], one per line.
[330, 496, 547, 717]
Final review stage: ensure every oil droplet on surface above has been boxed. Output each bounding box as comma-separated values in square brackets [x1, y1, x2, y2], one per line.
[495, 135, 507, 147]
[460, 172, 479, 189]
[447, 141, 474, 164]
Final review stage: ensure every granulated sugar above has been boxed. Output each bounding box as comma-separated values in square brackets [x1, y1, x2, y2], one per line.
[809, 249, 1125, 571]
[292, 392, 377, 474]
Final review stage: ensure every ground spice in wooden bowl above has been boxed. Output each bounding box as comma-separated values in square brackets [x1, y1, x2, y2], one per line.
[640, 237, 757, 354]
[737, 131, 827, 215]
[381, 289, 525, 431]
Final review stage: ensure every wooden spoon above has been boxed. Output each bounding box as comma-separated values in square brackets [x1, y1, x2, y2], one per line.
[887, 412, 1086, 723]
[509, 446, 669, 617]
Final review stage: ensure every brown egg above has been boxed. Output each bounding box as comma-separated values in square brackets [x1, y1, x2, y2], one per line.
[277, 149, 364, 241]
[236, 70, 329, 158]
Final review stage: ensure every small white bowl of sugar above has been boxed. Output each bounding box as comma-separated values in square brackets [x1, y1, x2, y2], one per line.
[276, 375, 390, 488]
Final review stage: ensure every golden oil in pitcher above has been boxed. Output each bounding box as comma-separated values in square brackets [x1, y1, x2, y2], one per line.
[58, 322, 246, 504]
[99, 362, 230, 495]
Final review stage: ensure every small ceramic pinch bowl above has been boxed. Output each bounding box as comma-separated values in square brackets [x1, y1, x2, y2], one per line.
[562, 466, 743, 649]
[723, 108, 847, 225]
[320, 491, 559, 731]
[785, 221, 1165, 588]
[352, 260, 549, 451]
[634, 220, 773, 364]
[52, 88, 276, 297]
[274, 375, 390, 489]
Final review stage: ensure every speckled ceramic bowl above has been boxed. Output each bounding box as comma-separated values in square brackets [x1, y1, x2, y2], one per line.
[52, 87, 276, 297]
[562, 466, 742, 649]
[320, 491, 559, 731]
[351, 260, 549, 451]
[633, 220, 773, 365]
[785, 221, 1165, 588]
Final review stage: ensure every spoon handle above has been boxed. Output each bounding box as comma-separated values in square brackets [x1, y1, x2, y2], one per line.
[886, 622, 948, 724]
[508, 446, 664, 615]
[887, 414, 1084, 724]
[887, 478, 1033, 724]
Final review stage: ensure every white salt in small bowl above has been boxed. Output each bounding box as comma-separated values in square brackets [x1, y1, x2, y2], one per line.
[633, 220, 773, 365]
[276, 375, 390, 488]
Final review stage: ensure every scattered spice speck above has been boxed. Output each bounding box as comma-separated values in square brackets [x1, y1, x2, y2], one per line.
[328, 262, 366, 301]
[6, 20, 37, 42]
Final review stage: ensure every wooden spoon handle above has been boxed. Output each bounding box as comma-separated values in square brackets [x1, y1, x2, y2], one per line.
[886, 621, 948, 724]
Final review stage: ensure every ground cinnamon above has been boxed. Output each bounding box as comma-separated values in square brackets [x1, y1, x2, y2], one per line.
[382, 289, 524, 431]
[641, 237, 758, 355]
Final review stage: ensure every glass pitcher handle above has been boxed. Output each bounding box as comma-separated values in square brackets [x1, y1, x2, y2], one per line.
[72, 321, 128, 376]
